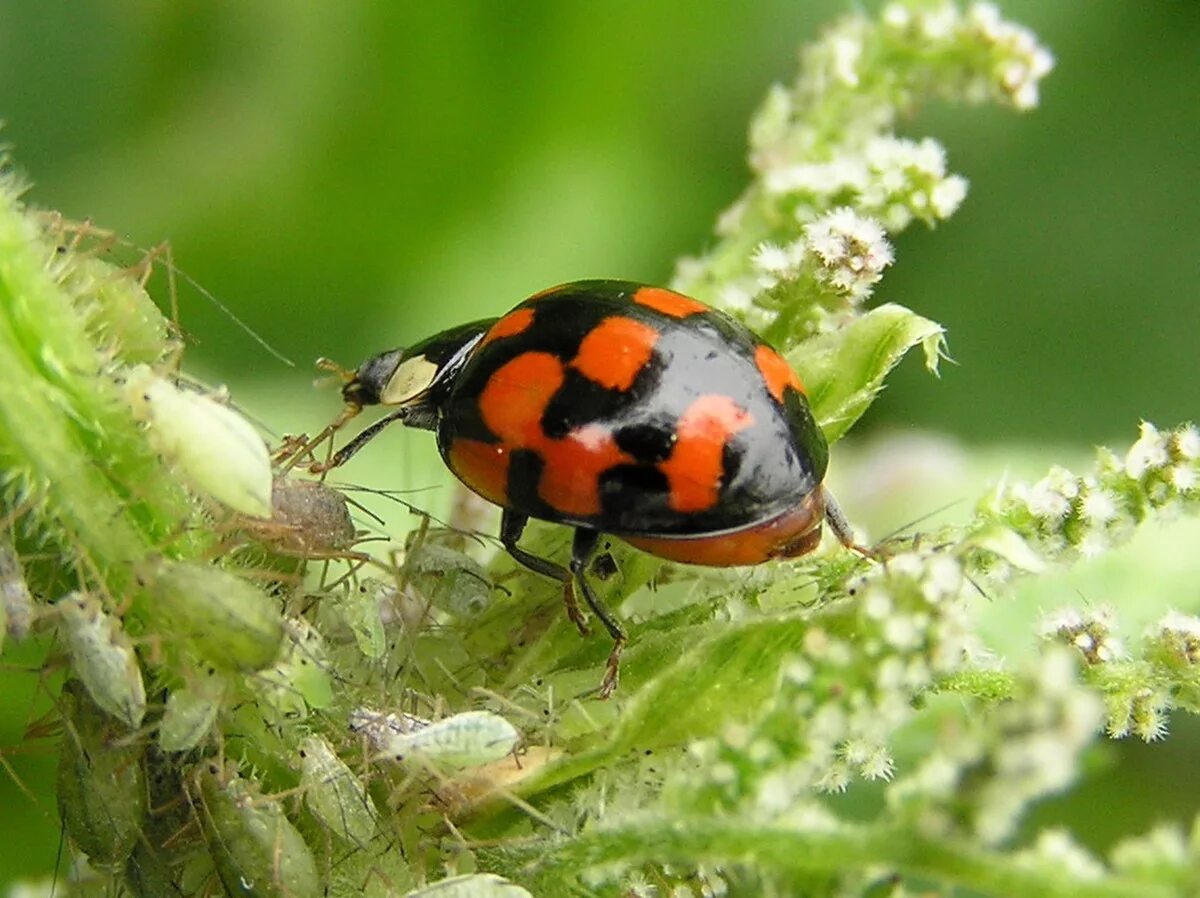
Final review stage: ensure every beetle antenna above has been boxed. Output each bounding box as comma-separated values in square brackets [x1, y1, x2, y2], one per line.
[315, 356, 356, 384]
[870, 498, 967, 555]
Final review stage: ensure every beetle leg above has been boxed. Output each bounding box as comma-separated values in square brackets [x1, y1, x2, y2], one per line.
[569, 528, 627, 699]
[310, 408, 408, 474]
[500, 511, 590, 636]
[823, 487, 876, 559]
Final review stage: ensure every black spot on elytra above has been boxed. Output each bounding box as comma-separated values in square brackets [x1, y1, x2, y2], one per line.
[614, 421, 676, 463]
[598, 464, 673, 523]
[506, 449, 549, 514]
[541, 370, 626, 439]
[721, 438, 745, 487]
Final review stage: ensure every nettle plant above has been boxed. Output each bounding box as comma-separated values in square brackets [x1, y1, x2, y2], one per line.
[1, 3, 1197, 897]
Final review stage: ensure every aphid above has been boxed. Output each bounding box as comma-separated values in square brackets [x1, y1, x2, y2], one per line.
[258, 616, 333, 721]
[134, 557, 284, 671]
[298, 734, 377, 847]
[350, 707, 519, 770]
[320, 280, 867, 696]
[56, 680, 147, 867]
[403, 539, 493, 618]
[328, 578, 387, 659]
[261, 475, 358, 555]
[56, 591, 147, 729]
[158, 674, 227, 752]
[124, 363, 273, 518]
[191, 761, 320, 898]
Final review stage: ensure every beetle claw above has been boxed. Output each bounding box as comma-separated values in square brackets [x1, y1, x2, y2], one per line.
[597, 635, 625, 700]
[562, 582, 591, 636]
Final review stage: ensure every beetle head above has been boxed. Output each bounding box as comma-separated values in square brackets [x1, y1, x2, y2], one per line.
[342, 319, 495, 410]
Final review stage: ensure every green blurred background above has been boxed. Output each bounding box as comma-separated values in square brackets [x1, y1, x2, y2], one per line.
[0, 1, 1196, 888]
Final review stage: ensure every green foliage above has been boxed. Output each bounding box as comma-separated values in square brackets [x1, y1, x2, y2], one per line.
[0, 3, 1197, 897]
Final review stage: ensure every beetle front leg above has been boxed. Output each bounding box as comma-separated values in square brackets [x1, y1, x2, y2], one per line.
[823, 487, 875, 560]
[500, 511, 590, 636]
[569, 528, 627, 699]
[308, 408, 409, 474]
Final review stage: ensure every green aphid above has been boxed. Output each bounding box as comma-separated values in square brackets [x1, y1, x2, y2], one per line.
[351, 708, 519, 770]
[405, 542, 493, 618]
[159, 673, 228, 752]
[56, 680, 147, 867]
[258, 617, 333, 721]
[56, 591, 146, 729]
[135, 557, 283, 671]
[193, 762, 319, 898]
[124, 364, 273, 519]
[59, 253, 174, 366]
[298, 734, 377, 847]
[338, 579, 388, 659]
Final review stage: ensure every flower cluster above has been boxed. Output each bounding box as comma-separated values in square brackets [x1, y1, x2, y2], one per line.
[674, 1, 1052, 347]
[1040, 605, 1123, 664]
[802, 208, 894, 300]
[759, 136, 969, 232]
[984, 422, 1199, 564]
[1089, 608, 1200, 741]
[661, 544, 979, 823]
[1147, 610, 1200, 669]
[880, 2, 1055, 110]
[888, 649, 1103, 845]
[750, 207, 894, 309]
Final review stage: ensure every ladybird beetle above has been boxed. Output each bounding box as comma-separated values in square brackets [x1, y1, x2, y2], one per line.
[318, 280, 864, 697]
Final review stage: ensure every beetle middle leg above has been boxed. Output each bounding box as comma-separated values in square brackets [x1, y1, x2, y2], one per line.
[500, 511, 589, 635]
[568, 528, 627, 699]
[823, 487, 876, 560]
[500, 511, 627, 698]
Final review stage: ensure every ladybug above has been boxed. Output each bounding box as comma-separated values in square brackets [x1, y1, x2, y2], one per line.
[319, 280, 864, 697]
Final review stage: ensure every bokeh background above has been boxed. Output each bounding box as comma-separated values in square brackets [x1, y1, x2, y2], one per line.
[0, 1, 1196, 888]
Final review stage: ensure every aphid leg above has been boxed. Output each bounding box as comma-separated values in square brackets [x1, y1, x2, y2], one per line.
[276, 358, 363, 468]
[569, 528, 627, 700]
[131, 239, 181, 331]
[499, 511, 590, 636]
[823, 487, 876, 560]
[277, 406, 363, 474]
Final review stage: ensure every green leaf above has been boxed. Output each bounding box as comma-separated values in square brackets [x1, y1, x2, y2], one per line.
[791, 303, 945, 443]
[499, 612, 814, 797]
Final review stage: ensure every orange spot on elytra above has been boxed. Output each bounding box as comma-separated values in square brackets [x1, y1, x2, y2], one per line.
[570, 316, 659, 392]
[538, 424, 632, 517]
[659, 395, 754, 513]
[470, 352, 634, 517]
[754, 344, 805, 401]
[447, 438, 511, 507]
[478, 352, 565, 445]
[632, 286, 708, 319]
[478, 307, 535, 349]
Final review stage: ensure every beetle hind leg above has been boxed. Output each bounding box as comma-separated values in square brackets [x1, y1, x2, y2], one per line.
[569, 529, 627, 699]
[500, 511, 590, 636]
[499, 512, 627, 698]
